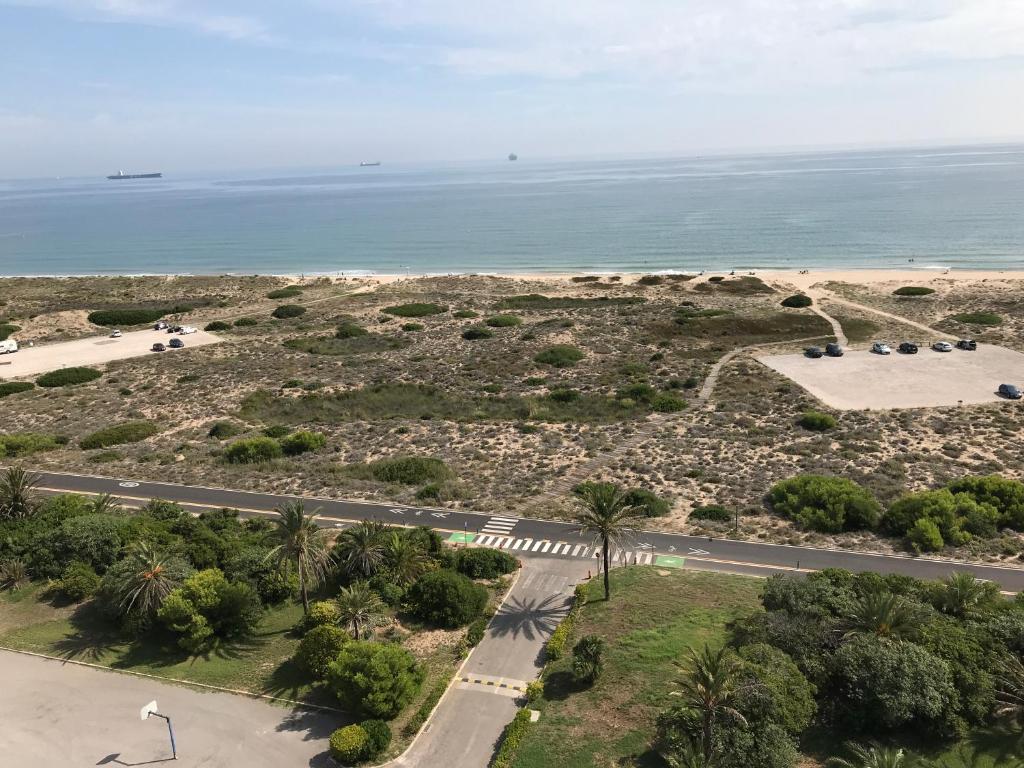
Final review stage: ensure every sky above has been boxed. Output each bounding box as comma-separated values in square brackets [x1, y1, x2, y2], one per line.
[2, 0, 1024, 177]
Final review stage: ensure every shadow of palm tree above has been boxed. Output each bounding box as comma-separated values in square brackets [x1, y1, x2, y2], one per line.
[274, 706, 343, 741]
[488, 593, 571, 643]
[51, 630, 122, 662]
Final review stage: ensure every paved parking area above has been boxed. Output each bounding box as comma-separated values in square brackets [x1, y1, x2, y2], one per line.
[0, 327, 221, 379]
[758, 344, 1024, 410]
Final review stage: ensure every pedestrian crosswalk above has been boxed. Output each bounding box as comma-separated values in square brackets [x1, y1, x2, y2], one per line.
[470, 533, 656, 565]
[479, 516, 518, 535]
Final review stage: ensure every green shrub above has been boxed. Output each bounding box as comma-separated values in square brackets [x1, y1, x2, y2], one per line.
[402, 679, 448, 738]
[36, 367, 102, 387]
[0, 381, 34, 399]
[781, 294, 813, 308]
[204, 320, 231, 331]
[262, 424, 290, 439]
[907, 517, 945, 552]
[87, 308, 170, 326]
[369, 456, 452, 485]
[947, 475, 1024, 530]
[651, 393, 687, 413]
[80, 421, 159, 450]
[525, 680, 544, 703]
[0, 432, 62, 458]
[881, 488, 993, 547]
[233, 317, 258, 327]
[330, 321, 365, 339]
[548, 388, 580, 403]
[691, 504, 732, 522]
[157, 568, 263, 653]
[546, 615, 575, 661]
[618, 382, 656, 402]
[224, 437, 283, 464]
[572, 634, 605, 683]
[360, 719, 392, 759]
[893, 286, 936, 296]
[401, 322, 424, 332]
[622, 488, 670, 517]
[453, 548, 518, 579]
[492, 708, 533, 768]
[497, 294, 644, 310]
[329, 724, 369, 764]
[408, 570, 488, 628]
[0, 323, 20, 340]
[950, 312, 1002, 326]
[304, 600, 342, 632]
[768, 475, 881, 533]
[382, 302, 446, 318]
[453, 309, 479, 318]
[534, 345, 585, 368]
[267, 286, 303, 299]
[279, 430, 326, 456]
[55, 561, 101, 602]
[327, 640, 424, 718]
[295, 624, 348, 679]
[271, 304, 306, 319]
[798, 411, 837, 431]
[466, 617, 487, 646]
[207, 421, 242, 440]
[638, 274, 664, 286]
[485, 314, 523, 328]
[462, 326, 493, 340]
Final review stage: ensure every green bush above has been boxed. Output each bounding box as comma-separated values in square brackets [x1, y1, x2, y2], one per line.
[623, 488, 670, 517]
[157, 568, 263, 653]
[882, 489, 994, 547]
[333, 321, 367, 338]
[572, 634, 605, 683]
[80, 421, 159, 450]
[949, 312, 1002, 326]
[207, 421, 242, 440]
[907, 517, 945, 552]
[0, 381, 34, 399]
[295, 624, 348, 679]
[329, 725, 369, 764]
[224, 437, 283, 464]
[453, 548, 518, 578]
[780, 294, 813, 308]
[492, 708, 533, 768]
[271, 304, 306, 319]
[204, 320, 231, 331]
[893, 286, 936, 296]
[651, 393, 687, 413]
[303, 600, 341, 631]
[327, 640, 424, 718]
[360, 719, 392, 759]
[798, 411, 837, 431]
[408, 570, 488, 628]
[87, 308, 171, 326]
[525, 680, 544, 703]
[638, 274, 664, 286]
[618, 382, 656, 402]
[548, 388, 580, 403]
[691, 504, 732, 522]
[466, 617, 487, 646]
[0, 323, 20, 340]
[233, 317, 258, 327]
[534, 345, 585, 368]
[279, 430, 326, 456]
[546, 614, 575, 661]
[262, 425, 290, 439]
[462, 326, 493, 340]
[485, 314, 523, 328]
[768, 475, 881, 533]
[55, 561, 101, 602]
[382, 302, 446, 318]
[36, 367, 102, 387]
[0, 432, 62, 458]
[947, 475, 1024, 530]
[497, 294, 643, 310]
[267, 286, 303, 299]
[453, 309, 479, 318]
[401, 322, 424, 332]
[369, 456, 452, 485]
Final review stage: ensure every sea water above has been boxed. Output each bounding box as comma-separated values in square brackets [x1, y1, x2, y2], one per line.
[2, 144, 1024, 276]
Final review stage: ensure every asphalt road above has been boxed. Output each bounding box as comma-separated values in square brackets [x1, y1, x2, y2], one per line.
[27, 468, 1024, 591]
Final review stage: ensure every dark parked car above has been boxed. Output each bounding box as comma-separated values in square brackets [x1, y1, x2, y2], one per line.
[999, 384, 1022, 400]
[957, 339, 977, 351]
[168, 338, 184, 349]
[151, 342, 166, 352]
[825, 343, 844, 357]
[898, 342, 918, 354]
[168, 325, 183, 334]
[805, 346, 823, 358]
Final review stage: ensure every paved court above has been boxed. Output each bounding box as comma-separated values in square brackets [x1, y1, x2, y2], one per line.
[0, 327, 222, 379]
[758, 344, 1024, 410]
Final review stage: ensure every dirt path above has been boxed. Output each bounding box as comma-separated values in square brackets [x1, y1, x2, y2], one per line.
[819, 293, 944, 338]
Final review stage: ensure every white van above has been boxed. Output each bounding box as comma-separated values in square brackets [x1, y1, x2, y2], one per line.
[0, 339, 18, 354]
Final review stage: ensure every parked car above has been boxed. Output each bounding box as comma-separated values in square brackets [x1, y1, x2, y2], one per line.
[151, 342, 166, 352]
[168, 325, 183, 334]
[168, 338, 185, 349]
[0, 339, 18, 354]
[957, 339, 977, 351]
[154, 321, 168, 331]
[898, 342, 918, 354]
[998, 384, 1023, 400]
[825, 343, 844, 357]
[110, 329, 122, 338]
[805, 346, 823, 358]
[932, 341, 953, 352]
[872, 342, 892, 355]
[178, 326, 197, 335]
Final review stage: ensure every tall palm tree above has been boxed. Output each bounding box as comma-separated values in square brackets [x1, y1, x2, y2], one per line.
[115, 542, 189, 619]
[938, 572, 998, 618]
[826, 742, 906, 768]
[267, 501, 334, 614]
[385, 530, 430, 586]
[671, 645, 750, 759]
[336, 581, 384, 639]
[573, 482, 639, 601]
[334, 520, 387, 579]
[995, 653, 1024, 733]
[842, 591, 919, 641]
[0, 467, 40, 520]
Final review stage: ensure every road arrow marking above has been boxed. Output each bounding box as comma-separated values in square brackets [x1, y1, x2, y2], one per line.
[688, 548, 710, 556]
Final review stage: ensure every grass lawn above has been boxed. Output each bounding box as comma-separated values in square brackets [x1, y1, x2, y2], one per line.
[512, 567, 763, 768]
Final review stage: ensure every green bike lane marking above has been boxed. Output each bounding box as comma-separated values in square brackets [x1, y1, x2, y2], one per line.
[447, 532, 476, 544]
[654, 555, 686, 568]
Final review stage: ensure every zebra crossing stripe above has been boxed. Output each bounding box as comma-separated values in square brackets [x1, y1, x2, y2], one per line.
[571, 544, 585, 557]
[477, 535, 494, 546]
[512, 539, 528, 550]
[531, 541, 544, 552]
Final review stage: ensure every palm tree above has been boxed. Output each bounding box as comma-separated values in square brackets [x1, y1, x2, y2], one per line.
[826, 741, 906, 768]
[938, 572, 998, 618]
[90, 493, 122, 515]
[336, 581, 384, 639]
[662, 737, 713, 768]
[842, 591, 919, 641]
[995, 653, 1024, 733]
[573, 482, 639, 601]
[671, 645, 750, 759]
[334, 520, 387, 579]
[115, 542, 189, 619]
[0, 558, 30, 592]
[384, 530, 430, 586]
[267, 501, 334, 614]
[0, 467, 40, 520]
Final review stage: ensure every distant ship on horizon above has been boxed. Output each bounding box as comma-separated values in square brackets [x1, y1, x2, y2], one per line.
[508, 153, 518, 161]
[360, 161, 381, 167]
[107, 170, 162, 180]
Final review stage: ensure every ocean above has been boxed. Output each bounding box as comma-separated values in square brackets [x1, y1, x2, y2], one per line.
[3, 145, 1024, 277]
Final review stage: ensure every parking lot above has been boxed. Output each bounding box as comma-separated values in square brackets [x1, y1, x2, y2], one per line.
[0, 327, 222, 380]
[758, 344, 1024, 410]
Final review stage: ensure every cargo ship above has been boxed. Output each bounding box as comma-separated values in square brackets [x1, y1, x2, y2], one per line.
[508, 152, 518, 161]
[107, 171, 162, 180]
[359, 161, 381, 167]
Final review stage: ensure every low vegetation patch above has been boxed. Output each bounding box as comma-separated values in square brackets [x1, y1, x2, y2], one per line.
[798, 410, 837, 431]
[0, 433, 63, 458]
[36, 367, 102, 388]
[283, 333, 407, 355]
[233, 317, 258, 327]
[690, 504, 733, 522]
[660, 311, 830, 344]
[224, 436, 284, 464]
[694, 276, 774, 295]
[534, 345, 585, 368]
[768, 474, 881, 533]
[453, 309, 479, 318]
[382, 302, 447, 318]
[80, 421, 160, 450]
[0, 323, 19, 340]
[781, 294, 813, 308]
[496, 294, 644, 310]
[0, 382, 34, 399]
[87, 308, 177, 326]
[271, 304, 306, 319]
[462, 326, 493, 340]
[893, 286, 936, 296]
[279, 430, 326, 456]
[365, 456, 453, 485]
[485, 314, 523, 328]
[204, 320, 231, 331]
[266, 286, 303, 299]
[949, 312, 1002, 326]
